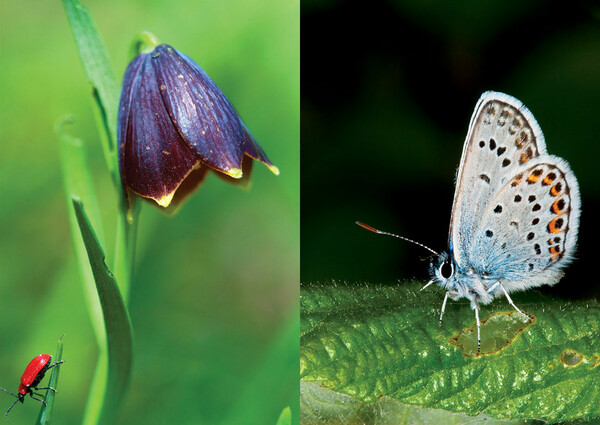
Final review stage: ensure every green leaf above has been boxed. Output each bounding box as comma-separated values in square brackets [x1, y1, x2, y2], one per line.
[60, 2, 139, 422]
[301, 282, 600, 424]
[58, 118, 106, 343]
[73, 199, 133, 425]
[62, 0, 137, 306]
[57, 120, 110, 425]
[301, 381, 536, 425]
[62, 0, 119, 181]
[35, 336, 65, 425]
[275, 407, 292, 425]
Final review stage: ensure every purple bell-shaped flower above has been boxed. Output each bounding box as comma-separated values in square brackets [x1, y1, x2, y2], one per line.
[118, 43, 279, 208]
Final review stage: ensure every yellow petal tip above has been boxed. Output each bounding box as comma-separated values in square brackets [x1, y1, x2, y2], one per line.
[227, 168, 243, 179]
[268, 164, 280, 176]
[155, 192, 175, 208]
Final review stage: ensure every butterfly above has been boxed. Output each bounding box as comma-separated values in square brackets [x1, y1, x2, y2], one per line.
[358, 91, 581, 353]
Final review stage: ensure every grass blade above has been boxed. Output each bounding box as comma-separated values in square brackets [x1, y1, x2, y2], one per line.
[275, 407, 291, 425]
[73, 198, 133, 424]
[62, 0, 136, 304]
[58, 120, 110, 425]
[58, 119, 106, 342]
[35, 336, 65, 425]
[62, 0, 119, 180]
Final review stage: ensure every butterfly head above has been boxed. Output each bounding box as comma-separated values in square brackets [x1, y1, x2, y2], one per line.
[429, 251, 456, 288]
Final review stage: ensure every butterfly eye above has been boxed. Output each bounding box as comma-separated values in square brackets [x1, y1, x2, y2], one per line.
[440, 258, 453, 279]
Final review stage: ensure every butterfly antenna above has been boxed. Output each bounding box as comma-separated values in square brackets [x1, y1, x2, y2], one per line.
[356, 221, 440, 256]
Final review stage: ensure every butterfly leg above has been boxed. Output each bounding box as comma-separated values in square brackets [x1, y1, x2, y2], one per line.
[475, 307, 481, 354]
[420, 279, 435, 292]
[439, 291, 450, 326]
[486, 281, 500, 294]
[499, 283, 525, 315]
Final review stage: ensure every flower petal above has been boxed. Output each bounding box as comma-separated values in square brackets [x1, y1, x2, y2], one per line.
[152, 45, 250, 176]
[240, 122, 280, 176]
[120, 54, 199, 207]
[118, 53, 145, 168]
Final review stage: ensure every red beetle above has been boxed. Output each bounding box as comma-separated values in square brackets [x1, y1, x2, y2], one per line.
[0, 354, 64, 419]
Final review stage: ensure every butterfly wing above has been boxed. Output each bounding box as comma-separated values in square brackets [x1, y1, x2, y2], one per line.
[449, 92, 580, 290]
[450, 92, 547, 264]
[468, 156, 580, 291]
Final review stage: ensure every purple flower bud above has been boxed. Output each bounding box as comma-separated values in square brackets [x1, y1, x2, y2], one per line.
[118, 44, 279, 208]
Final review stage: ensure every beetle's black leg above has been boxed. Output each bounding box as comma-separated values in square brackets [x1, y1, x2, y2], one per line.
[34, 386, 57, 393]
[28, 392, 47, 406]
[46, 360, 65, 371]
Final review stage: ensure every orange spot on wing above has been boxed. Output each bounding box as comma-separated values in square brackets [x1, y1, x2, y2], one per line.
[550, 183, 563, 196]
[549, 245, 561, 260]
[548, 217, 564, 234]
[551, 198, 565, 215]
[527, 170, 543, 184]
[520, 147, 535, 164]
[542, 173, 557, 186]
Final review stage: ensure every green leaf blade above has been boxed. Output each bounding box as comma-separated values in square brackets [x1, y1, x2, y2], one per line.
[301, 282, 600, 424]
[301, 381, 534, 425]
[275, 407, 292, 425]
[58, 121, 111, 425]
[62, 0, 119, 178]
[72, 199, 133, 425]
[58, 120, 106, 333]
[35, 336, 65, 425]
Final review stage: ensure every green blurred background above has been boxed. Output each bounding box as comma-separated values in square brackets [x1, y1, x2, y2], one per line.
[0, 0, 299, 424]
[301, 0, 600, 303]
